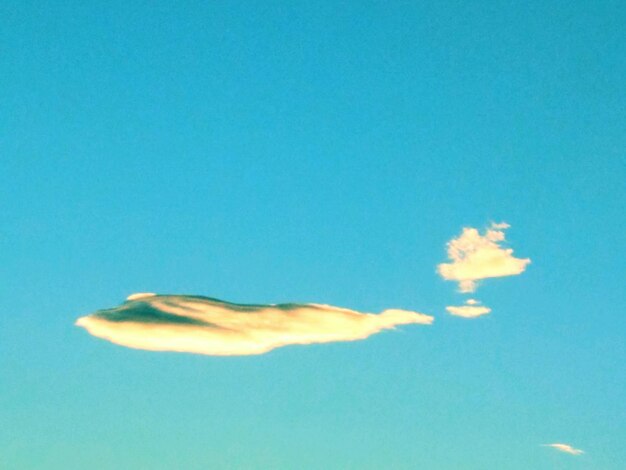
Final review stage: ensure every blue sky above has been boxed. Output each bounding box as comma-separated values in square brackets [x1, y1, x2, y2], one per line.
[1, 1, 625, 468]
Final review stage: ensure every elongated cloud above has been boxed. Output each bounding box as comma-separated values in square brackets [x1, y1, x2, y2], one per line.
[76, 294, 433, 356]
[542, 443, 584, 455]
[446, 298, 491, 318]
[445, 304, 491, 318]
[438, 223, 530, 293]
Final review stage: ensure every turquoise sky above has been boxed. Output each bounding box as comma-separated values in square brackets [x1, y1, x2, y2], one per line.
[1, 1, 625, 468]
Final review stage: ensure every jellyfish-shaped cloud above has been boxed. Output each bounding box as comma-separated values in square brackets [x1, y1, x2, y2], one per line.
[76, 294, 434, 356]
[438, 222, 530, 293]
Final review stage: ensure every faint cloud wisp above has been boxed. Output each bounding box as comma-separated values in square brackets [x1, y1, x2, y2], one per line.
[76, 294, 433, 356]
[542, 443, 584, 455]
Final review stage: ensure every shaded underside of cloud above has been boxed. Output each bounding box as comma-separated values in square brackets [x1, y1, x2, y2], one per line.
[445, 304, 492, 318]
[437, 222, 530, 293]
[76, 294, 434, 356]
[543, 443, 584, 455]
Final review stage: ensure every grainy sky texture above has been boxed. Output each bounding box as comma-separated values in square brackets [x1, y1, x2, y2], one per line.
[2, 1, 625, 469]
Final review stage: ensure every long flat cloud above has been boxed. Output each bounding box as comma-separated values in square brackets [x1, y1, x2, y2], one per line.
[542, 443, 584, 455]
[437, 222, 530, 293]
[76, 294, 434, 356]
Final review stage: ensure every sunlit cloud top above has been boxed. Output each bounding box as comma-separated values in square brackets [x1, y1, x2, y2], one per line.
[76, 294, 434, 356]
[542, 443, 584, 455]
[437, 222, 530, 293]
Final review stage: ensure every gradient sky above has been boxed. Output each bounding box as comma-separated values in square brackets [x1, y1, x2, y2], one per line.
[1, 1, 625, 469]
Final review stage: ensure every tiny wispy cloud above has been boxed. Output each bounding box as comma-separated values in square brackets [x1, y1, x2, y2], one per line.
[437, 222, 530, 293]
[542, 443, 584, 455]
[76, 294, 433, 356]
[445, 303, 491, 318]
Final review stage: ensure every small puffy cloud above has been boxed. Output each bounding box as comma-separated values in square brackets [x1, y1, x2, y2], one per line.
[437, 222, 530, 293]
[465, 299, 479, 305]
[543, 443, 584, 455]
[76, 294, 434, 356]
[445, 304, 491, 318]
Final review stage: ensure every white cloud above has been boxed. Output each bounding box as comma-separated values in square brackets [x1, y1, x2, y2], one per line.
[465, 299, 479, 305]
[437, 222, 530, 293]
[445, 304, 491, 318]
[76, 294, 433, 356]
[542, 443, 584, 455]
[490, 222, 510, 230]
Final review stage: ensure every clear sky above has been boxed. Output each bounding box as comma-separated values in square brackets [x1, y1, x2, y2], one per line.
[1, 1, 625, 469]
